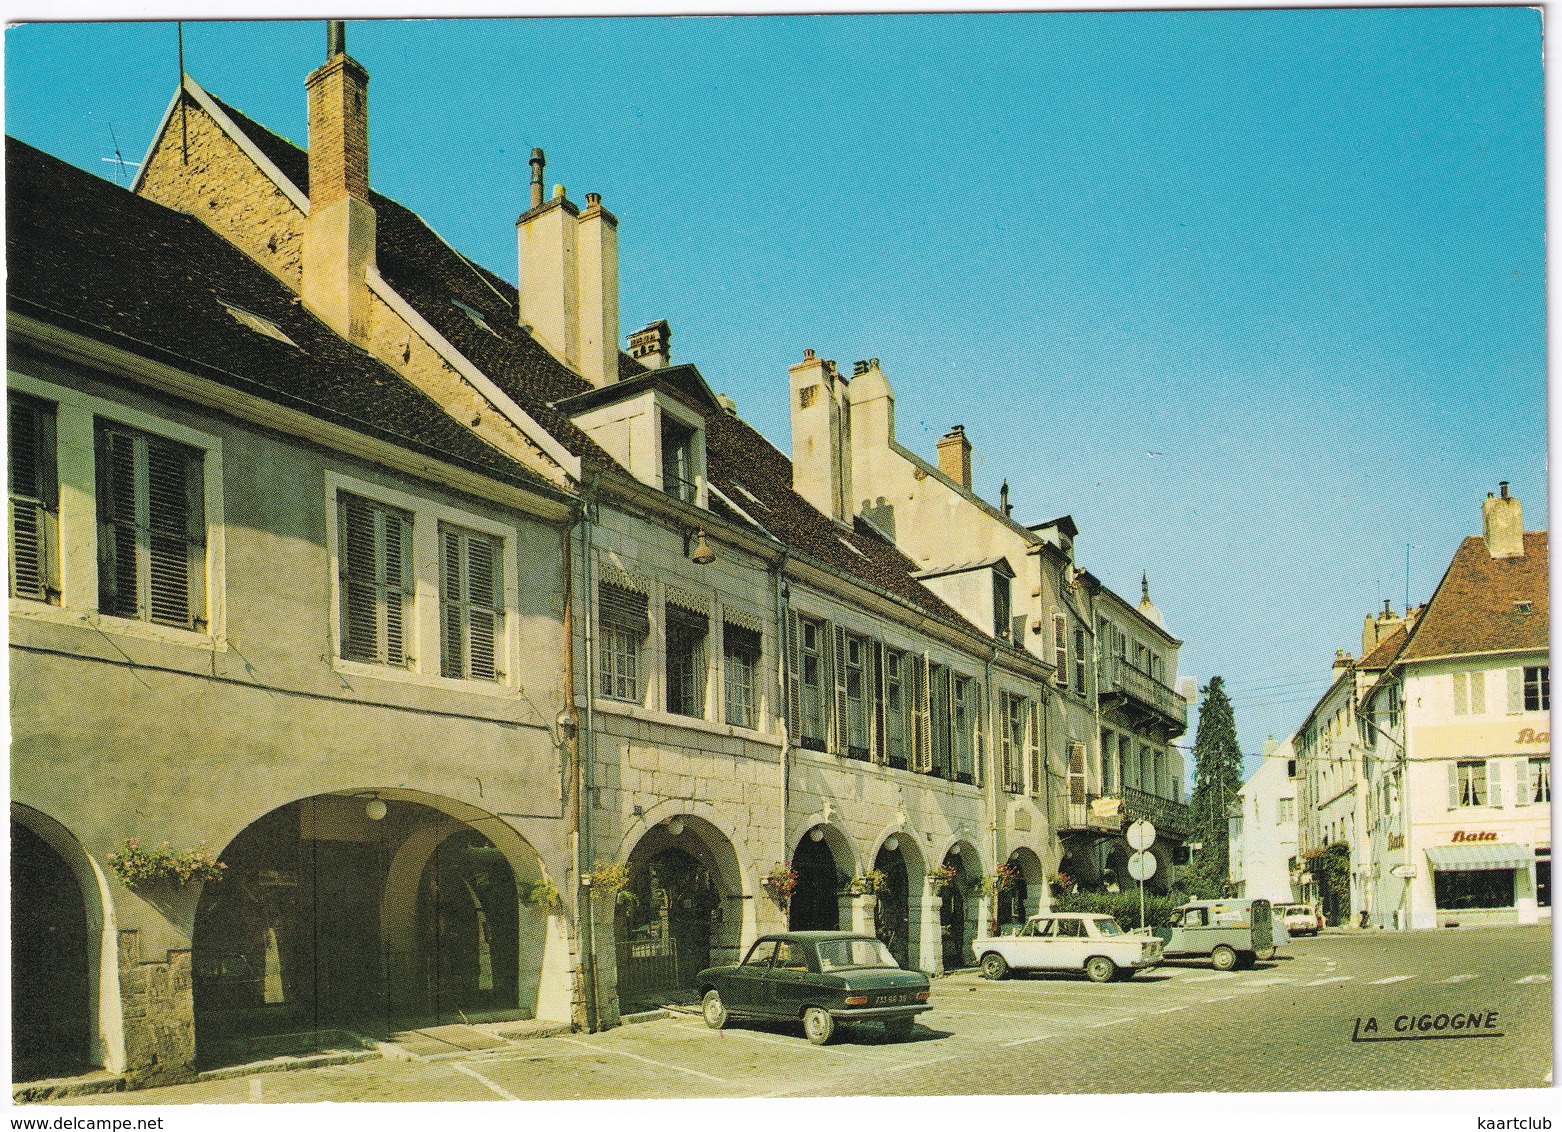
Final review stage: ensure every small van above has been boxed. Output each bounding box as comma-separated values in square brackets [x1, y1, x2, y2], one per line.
[1147, 898, 1277, 970]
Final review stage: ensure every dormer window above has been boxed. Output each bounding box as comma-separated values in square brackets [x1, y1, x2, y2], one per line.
[993, 569, 1012, 641]
[661, 415, 698, 504]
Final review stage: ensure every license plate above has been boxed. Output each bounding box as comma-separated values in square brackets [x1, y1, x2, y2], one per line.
[878, 994, 911, 1005]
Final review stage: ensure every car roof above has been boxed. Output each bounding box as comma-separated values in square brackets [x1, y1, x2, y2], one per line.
[752, 931, 883, 943]
[1028, 912, 1111, 920]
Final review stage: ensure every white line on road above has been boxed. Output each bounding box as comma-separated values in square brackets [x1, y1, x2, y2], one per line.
[557, 1036, 731, 1082]
[1204, 995, 1236, 1003]
[1239, 978, 1295, 987]
[897, 1055, 958, 1070]
[1001, 1033, 1058, 1047]
[714, 1028, 875, 1059]
[1306, 976, 1354, 986]
[1515, 974, 1550, 984]
[1436, 974, 1477, 984]
[1369, 975, 1414, 985]
[451, 1061, 523, 1101]
[1184, 972, 1242, 982]
[1151, 1005, 1190, 1015]
[1088, 1016, 1138, 1028]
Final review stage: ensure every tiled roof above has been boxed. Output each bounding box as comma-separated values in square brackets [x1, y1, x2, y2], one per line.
[1399, 532, 1549, 662]
[204, 91, 610, 465]
[6, 137, 555, 495]
[1356, 621, 1409, 671]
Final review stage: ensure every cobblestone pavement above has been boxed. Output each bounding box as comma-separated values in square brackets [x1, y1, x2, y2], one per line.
[42, 924, 1552, 1104]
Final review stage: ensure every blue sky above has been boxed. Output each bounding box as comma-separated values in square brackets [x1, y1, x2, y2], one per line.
[6, 11, 1546, 763]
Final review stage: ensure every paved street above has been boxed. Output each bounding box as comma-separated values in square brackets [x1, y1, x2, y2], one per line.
[45, 925, 1552, 1104]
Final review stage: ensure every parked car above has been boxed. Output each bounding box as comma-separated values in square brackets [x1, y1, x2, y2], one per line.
[696, 932, 931, 1045]
[973, 912, 1165, 983]
[1280, 903, 1323, 937]
[1145, 898, 1277, 969]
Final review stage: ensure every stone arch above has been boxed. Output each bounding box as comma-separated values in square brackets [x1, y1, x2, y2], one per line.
[788, 821, 856, 931]
[868, 825, 926, 970]
[11, 804, 123, 1079]
[191, 790, 551, 1067]
[935, 837, 984, 971]
[613, 810, 747, 1010]
[1000, 844, 1046, 924]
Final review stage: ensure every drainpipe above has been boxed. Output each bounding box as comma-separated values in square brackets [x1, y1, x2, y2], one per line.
[772, 550, 792, 863]
[574, 471, 603, 1030]
[984, 651, 1000, 934]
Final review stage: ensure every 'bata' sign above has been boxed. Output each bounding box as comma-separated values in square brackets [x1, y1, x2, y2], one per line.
[1450, 830, 1500, 843]
[1516, 728, 1549, 745]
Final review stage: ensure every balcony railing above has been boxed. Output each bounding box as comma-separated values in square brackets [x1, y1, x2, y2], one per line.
[1099, 656, 1188, 735]
[1061, 793, 1126, 834]
[1123, 785, 1192, 837]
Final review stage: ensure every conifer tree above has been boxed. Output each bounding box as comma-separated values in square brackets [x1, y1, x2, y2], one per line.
[1186, 676, 1244, 894]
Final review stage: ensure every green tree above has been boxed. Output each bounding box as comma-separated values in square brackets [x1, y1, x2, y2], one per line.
[1186, 676, 1244, 894]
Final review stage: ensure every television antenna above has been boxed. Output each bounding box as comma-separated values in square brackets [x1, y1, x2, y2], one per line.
[100, 124, 140, 186]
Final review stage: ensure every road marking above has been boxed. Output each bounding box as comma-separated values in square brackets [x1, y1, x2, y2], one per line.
[451, 1061, 523, 1101]
[1436, 974, 1477, 984]
[1306, 976, 1354, 986]
[937, 1006, 1111, 1022]
[1240, 978, 1295, 987]
[1088, 1016, 1137, 1028]
[248, 1077, 263, 1101]
[557, 1036, 730, 1082]
[712, 1028, 875, 1059]
[1001, 1033, 1058, 1047]
[1204, 995, 1236, 1003]
[1184, 972, 1242, 982]
[1151, 1005, 1190, 1015]
[1515, 974, 1550, 984]
[1369, 975, 1414, 985]
[898, 1054, 958, 1070]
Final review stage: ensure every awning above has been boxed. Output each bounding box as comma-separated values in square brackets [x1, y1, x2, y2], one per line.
[1425, 843, 1534, 872]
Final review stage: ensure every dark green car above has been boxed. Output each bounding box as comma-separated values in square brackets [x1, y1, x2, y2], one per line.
[697, 931, 932, 1045]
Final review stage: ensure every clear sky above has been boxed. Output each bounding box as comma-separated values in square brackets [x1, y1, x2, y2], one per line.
[6, 11, 1546, 763]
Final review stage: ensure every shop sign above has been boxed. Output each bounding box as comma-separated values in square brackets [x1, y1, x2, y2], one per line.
[1388, 834, 1405, 850]
[1390, 863, 1417, 879]
[1450, 830, 1500, 843]
[1516, 728, 1549, 745]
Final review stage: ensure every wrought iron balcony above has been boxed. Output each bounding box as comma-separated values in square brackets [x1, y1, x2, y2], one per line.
[1099, 656, 1188, 737]
[1122, 785, 1192, 837]
[1060, 793, 1126, 834]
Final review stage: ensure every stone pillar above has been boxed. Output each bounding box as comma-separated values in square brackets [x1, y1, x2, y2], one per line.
[915, 891, 943, 975]
[116, 930, 196, 1089]
[847, 893, 876, 936]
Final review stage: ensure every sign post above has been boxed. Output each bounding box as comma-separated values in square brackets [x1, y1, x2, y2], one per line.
[1126, 820, 1157, 931]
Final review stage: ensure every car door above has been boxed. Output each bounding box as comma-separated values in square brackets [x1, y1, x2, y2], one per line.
[1053, 917, 1090, 968]
[1010, 917, 1053, 970]
[767, 938, 814, 1017]
[726, 939, 779, 1015]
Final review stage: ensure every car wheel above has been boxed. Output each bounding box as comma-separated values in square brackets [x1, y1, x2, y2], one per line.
[701, 989, 728, 1030]
[1085, 956, 1117, 984]
[1211, 945, 1238, 971]
[884, 1018, 915, 1042]
[802, 1006, 836, 1045]
[980, 952, 1009, 980]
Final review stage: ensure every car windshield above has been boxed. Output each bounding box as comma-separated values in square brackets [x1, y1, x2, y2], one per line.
[1091, 917, 1124, 936]
[816, 938, 898, 970]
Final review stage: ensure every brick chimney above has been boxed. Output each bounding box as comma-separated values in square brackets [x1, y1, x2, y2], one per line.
[516, 151, 620, 389]
[1482, 481, 1524, 559]
[937, 425, 972, 489]
[629, 320, 671, 370]
[789, 349, 852, 522]
[1362, 599, 1406, 657]
[303, 21, 376, 342]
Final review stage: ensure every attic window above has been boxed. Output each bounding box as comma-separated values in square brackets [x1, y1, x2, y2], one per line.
[1515, 601, 1534, 614]
[837, 536, 869, 560]
[452, 299, 498, 336]
[219, 301, 297, 348]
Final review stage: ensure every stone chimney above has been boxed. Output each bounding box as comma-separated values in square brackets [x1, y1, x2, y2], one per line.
[1482, 481, 1524, 559]
[937, 425, 972, 489]
[1332, 649, 1354, 678]
[790, 349, 852, 522]
[517, 151, 620, 388]
[629, 320, 671, 370]
[1362, 599, 1406, 657]
[303, 21, 376, 342]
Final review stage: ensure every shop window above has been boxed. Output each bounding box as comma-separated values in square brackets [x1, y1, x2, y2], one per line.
[1433, 868, 1515, 911]
[599, 584, 649, 702]
[665, 604, 709, 718]
[723, 623, 761, 728]
[1537, 852, 1551, 908]
[8, 393, 59, 604]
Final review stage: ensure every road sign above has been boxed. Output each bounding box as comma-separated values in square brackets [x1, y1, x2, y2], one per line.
[1128, 850, 1157, 881]
[1390, 864, 1417, 879]
[1127, 820, 1156, 851]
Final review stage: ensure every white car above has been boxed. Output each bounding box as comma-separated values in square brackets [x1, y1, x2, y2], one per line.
[973, 913, 1165, 983]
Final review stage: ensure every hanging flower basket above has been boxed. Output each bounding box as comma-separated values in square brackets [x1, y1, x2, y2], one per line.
[760, 862, 799, 907]
[1049, 871, 1074, 893]
[107, 837, 225, 888]
[849, 868, 888, 896]
[586, 861, 633, 905]
[990, 861, 1020, 897]
[928, 863, 959, 893]
[525, 878, 564, 910]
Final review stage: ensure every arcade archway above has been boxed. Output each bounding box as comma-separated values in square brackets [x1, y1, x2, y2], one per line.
[789, 824, 853, 931]
[939, 842, 982, 970]
[12, 817, 94, 1081]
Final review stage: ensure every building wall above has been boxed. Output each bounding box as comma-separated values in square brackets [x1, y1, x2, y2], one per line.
[1230, 739, 1299, 902]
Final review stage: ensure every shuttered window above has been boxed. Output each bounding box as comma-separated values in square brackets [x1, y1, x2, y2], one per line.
[9, 394, 58, 603]
[1000, 692, 1026, 794]
[96, 420, 206, 630]
[1449, 760, 1488, 808]
[1524, 666, 1549, 712]
[883, 648, 910, 768]
[439, 523, 503, 681]
[338, 493, 413, 665]
[929, 663, 951, 776]
[796, 616, 828, 750]
[665, 604, 709, 718]
[1027, 701, 1043, 797]
[913, 654, 933, 773]
[843, 632, 870, 759]
[1053, 613, 1068, 686]
[952, 674, 976, 783]
[723, 623, 761, 728]
[599, 584, 648, 701]
[1074, 628, 1087, 695]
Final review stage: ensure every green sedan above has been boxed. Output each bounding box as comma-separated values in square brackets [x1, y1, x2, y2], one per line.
[697, 931, 932, 1045]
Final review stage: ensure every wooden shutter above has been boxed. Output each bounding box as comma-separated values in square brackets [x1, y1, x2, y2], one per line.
[1028, 701, 1043, 797]
[972, 678, 984, 786]
[1053, 613, 1068, 685]
[1516, 758, 1531, 807]
[785, 609, 801, 739]
[1069, 740, 1087, 804]
[144, 434, 203, 628]
[831, 623, 848, 754]
[914, 654, 932, 772]
[1453, 673, 1468, 715]
[599, 584, 650, 635]
[1447, 761, 1460, 809]
[1485, 761, 1501, 808]
[871, 639, 887, 763]
[340, 493, 411, 666]
[1508, 667, 1524, 714]
[96, 425, 140, 619]
[8, 395, 57, 603]
[1470, 672, 1486, 714]
[441, 526, 502, 680]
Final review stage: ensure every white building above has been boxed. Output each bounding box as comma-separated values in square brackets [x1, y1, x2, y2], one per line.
[1229, 737, 1299, 903]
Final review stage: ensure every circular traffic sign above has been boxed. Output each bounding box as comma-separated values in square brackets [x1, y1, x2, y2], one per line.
[1127, 820, 1157, 851]
[1128, 850, 1157, 881]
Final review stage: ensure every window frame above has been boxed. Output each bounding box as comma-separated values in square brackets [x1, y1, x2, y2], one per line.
[598, 583, 650, 704]
[722, 621, 762, 729]
[1524, 666, 1549, 712]
[664, 601, 711, 719]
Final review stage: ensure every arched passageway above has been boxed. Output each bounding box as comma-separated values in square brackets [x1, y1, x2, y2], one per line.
[616, 816, 742, 1011]
[873, 841, 911, 968]
[997, 846, 1045, 928]
[939, 844, 982, 970]
[789, 824, 853, 931]
[12, 818, 93, 1081]
[192, 794, 538, 1066]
